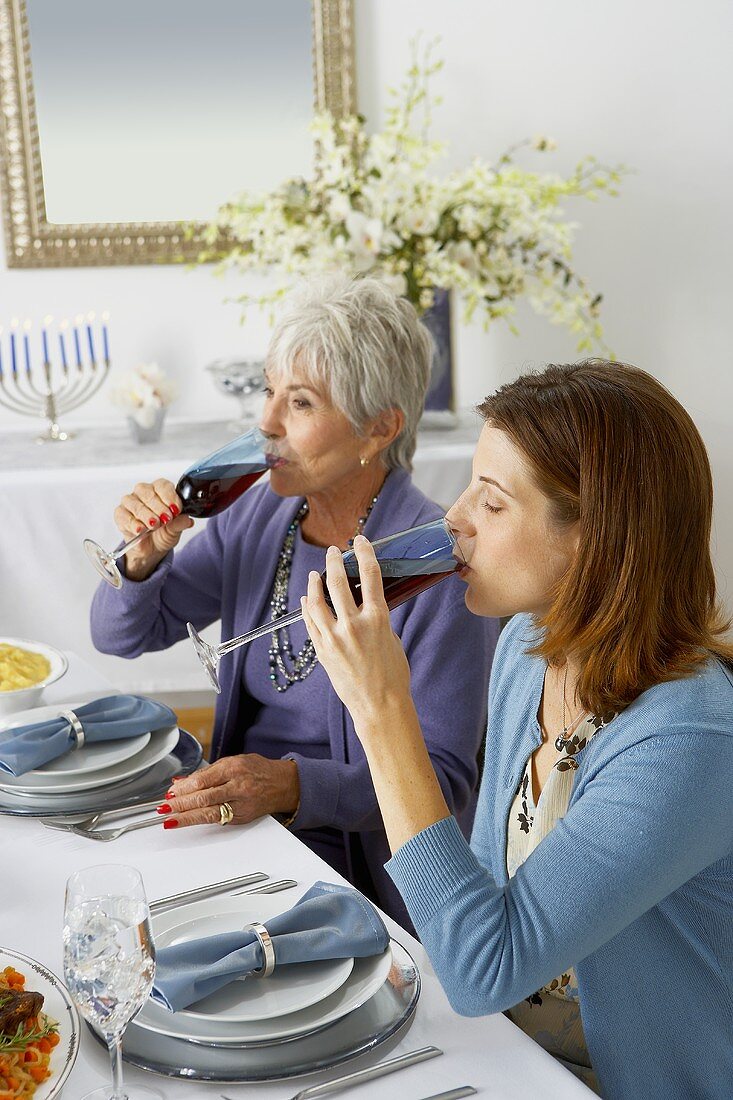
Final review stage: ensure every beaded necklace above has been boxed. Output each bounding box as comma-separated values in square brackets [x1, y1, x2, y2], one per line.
[267, 493, 379, 692]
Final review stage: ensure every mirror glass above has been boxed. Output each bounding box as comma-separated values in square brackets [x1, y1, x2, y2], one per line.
[26, 0, 314, 224]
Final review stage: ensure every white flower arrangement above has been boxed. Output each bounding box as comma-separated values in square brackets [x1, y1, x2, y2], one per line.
[197, 42, 626, 352]
[110, 362, 177, 429]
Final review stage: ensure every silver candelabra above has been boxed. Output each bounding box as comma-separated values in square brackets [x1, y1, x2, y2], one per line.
[0, 316, 110, 443]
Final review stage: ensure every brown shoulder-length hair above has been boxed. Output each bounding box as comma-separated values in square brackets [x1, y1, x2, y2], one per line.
[478, 360, 733, 716]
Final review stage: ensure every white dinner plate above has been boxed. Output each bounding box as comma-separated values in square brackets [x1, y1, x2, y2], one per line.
[136, 942, 393, 1046]
[0, 947, 80, 1099]
[152, 895, 355, 1024]
[0, 724, 179, 796]
[0, 700, 151, 779]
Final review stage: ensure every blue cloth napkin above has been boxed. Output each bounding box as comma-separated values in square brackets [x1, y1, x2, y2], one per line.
[0, 694, 176, 777]
[151, 881, 390, 1012]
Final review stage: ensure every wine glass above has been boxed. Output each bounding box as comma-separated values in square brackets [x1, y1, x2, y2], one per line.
[84, 424, 280, 589]
[205, 359, 265, 430]
[63, 864, 162, 1100]
[188, 516, 464, 692]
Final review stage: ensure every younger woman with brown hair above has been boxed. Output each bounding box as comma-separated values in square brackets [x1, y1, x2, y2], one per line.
[302, 360, 733, 1100]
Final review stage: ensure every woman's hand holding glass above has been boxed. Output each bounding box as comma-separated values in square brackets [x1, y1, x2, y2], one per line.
[165, 754, 300, 827]
[114, 479, 194, 581]
[301, 536, 413, 730]
[302, 535, 450, 850]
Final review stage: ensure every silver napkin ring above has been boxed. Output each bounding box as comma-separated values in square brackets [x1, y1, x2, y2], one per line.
[60, 709, 85, 749]
[246, 921, 275, 978]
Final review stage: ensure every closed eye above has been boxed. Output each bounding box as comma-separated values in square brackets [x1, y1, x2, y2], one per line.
[483, 502, 503, 514]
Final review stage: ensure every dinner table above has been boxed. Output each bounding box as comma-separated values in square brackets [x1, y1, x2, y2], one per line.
[2, 652, 595, 1098]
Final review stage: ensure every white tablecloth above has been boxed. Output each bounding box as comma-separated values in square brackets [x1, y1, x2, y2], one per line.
[1, 655, 592, 1099]
[1, 417, 481, 696]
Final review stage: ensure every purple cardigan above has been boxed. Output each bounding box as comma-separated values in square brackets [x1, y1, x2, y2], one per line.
[90, 469, 498, 926]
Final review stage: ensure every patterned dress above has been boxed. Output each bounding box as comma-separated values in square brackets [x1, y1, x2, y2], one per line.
[505, 713, 609, 1095]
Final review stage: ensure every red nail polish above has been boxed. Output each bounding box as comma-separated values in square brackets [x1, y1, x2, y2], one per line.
[172, 775, 184, 781]
[148, 517, 158, 527]
[156, 803, 172, 815]
[169, 503, 179, 517]
[159, 513, 169, 524]
[165, 790, 175, 799]
[135, 525, 144, 534]
[163, 818, 179, 829]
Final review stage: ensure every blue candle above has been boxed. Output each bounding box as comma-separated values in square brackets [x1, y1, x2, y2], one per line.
[10, 329, 17, 374]
[42, 327, 49, 364]
[73, 323, 82, 367]
[102, 319, 110, 363]
[86, 320, 96, 363]
[59, 329, 68, 370]
[23, 329, 31, 373]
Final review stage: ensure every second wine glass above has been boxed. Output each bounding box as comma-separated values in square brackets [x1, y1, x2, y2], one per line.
[188, 517, 464, 692]
[63, 863, 161, 1100]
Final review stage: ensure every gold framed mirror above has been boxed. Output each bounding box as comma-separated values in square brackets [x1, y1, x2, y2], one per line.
[0, 0, 355, 268]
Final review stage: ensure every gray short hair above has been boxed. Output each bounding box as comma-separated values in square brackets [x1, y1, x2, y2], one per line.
[265, 276, 433, 471]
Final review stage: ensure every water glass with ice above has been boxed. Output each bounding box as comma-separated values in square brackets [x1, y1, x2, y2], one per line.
[63, 864, 162, 1100]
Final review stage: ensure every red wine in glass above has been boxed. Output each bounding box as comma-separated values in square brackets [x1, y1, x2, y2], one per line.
[176, 465, 269, 519]
[325, 557, 459, 611]
[187, 517, 463, 692]
[84, 426, 279, 588]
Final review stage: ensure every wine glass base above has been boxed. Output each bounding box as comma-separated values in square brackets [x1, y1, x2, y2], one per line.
[83, 538, 124, 589]
[79, 1086, 164, 1100]
[187, 622, 222, 693]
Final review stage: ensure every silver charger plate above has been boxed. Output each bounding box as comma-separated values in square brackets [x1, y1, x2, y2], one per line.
[0, 729, 202, 816]
[92, 939, 419, 1083]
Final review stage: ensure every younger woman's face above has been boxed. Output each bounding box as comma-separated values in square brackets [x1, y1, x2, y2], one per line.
[446, 423, 579, 619]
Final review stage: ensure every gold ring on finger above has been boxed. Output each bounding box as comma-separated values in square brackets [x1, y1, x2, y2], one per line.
[219, 802, 234, 826]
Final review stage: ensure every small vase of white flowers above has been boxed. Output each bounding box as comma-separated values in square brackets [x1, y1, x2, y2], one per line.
[110, 362, 177, 444]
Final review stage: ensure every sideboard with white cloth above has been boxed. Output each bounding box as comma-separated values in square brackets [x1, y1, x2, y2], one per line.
[1, 415, 482, 696]
[0, 653, 594, 1099]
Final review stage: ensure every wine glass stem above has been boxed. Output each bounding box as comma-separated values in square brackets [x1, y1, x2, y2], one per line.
[108, 1033, 127, 1100]
[111, 527, 152, 562]
[217, 608, 304, 656]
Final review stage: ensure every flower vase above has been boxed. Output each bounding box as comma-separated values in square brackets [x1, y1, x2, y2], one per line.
[127, 408, 166, 444]
[419, 289, 457, 428]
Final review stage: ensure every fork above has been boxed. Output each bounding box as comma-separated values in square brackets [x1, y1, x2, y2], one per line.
[41, 799, 161, 832]
[64, 815, 161, 842]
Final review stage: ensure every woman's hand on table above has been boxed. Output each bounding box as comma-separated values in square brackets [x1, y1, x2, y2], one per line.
[301, 536, 412, 731]
[161, 754, 300, 828]
[115, 478, 194, 580]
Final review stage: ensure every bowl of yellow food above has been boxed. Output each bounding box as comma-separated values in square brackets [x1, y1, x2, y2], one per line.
[0, 637, 68, 716]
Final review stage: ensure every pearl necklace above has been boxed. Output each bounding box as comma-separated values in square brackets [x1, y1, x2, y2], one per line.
[267, 494, 379, 693]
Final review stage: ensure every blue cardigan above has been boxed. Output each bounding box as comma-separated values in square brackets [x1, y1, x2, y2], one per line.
[388, 613, 733, 1099]
[90, 468, 498, 927]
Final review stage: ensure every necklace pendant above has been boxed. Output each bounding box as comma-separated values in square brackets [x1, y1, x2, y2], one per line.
[554, 735, 568, 751]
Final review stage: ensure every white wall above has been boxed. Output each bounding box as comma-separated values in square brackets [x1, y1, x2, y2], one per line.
[1, 0, 731, 609]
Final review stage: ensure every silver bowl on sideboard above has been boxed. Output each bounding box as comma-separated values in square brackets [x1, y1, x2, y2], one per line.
[205, 360, 265, 431]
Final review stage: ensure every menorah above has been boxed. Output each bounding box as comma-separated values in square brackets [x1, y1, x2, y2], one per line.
[0, 314, 110, 443]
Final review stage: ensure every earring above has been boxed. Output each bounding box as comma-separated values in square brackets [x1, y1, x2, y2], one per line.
[360, 456, 369, 467]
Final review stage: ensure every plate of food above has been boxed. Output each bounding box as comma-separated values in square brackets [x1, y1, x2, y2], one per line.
[0, 948, 80, 1099]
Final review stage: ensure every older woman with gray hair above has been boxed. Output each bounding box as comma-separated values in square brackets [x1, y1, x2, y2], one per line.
[90, 276, 498, 926]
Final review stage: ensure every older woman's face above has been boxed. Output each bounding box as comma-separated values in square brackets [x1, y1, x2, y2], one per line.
[260, 365, 365, 497]
[446, 423, 578, 619]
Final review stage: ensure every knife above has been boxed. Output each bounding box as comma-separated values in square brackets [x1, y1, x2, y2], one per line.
[232, 878, 297, 895]
[149, 872, 268, 913]
[286, 1045, 443, 1100]
[417, 1089, 478, 1100]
